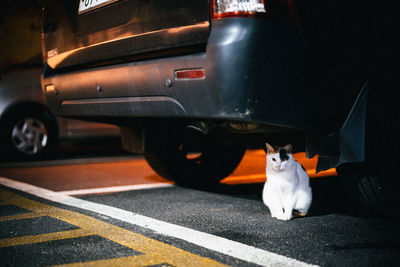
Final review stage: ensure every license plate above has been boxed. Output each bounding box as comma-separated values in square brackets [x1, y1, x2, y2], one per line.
[78, 0, 118, 14]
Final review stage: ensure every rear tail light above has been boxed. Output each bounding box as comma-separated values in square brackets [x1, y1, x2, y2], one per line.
[211, 0, 297, 23]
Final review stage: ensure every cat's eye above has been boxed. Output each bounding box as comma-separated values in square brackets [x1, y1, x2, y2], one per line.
[272, 158, 276, 162]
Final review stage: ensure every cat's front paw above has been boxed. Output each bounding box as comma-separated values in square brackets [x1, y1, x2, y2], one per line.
[270, 211, 292, 221]
[276, 214, 292, 221]
[270, 214, 279, 220]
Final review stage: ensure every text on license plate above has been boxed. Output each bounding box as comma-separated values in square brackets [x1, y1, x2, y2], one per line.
[78, 0, 117, 14]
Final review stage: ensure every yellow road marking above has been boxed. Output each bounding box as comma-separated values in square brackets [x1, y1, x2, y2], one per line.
[56, 255, 171, 267]
[0, 228, 92, 248]
[0, 189, 229, 267]
[0, 211, 42, 222]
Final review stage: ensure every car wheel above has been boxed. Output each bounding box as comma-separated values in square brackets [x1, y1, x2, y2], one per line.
[337, 163, 398, 218]
[1, 109, 58, 159]
[144, 125, 245, 186]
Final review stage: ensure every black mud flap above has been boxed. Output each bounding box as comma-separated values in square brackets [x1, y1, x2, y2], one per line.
[308, 82, 368, 172]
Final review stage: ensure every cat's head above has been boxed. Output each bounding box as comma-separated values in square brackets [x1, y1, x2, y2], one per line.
[264, 143, 293, 172]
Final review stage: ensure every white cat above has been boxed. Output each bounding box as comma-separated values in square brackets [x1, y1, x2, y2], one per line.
[262, 143, 312, 220]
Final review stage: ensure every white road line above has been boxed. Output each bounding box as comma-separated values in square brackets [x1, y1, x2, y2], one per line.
[0, 155, 140, 168]
[0, 177, 317, 267]
[57, 183, 174, 196]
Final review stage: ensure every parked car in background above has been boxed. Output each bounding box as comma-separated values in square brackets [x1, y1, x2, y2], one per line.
[39, 0, 396, 215]
[0, 67, 119, 160]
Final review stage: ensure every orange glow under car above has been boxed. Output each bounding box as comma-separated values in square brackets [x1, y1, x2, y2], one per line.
[221, 150, 337, 185]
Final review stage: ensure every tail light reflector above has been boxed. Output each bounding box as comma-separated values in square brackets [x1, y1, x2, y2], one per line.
[175, 69, 206, 80]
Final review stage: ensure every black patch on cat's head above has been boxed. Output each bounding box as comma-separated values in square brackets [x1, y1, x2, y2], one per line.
[279, 148, 290, 162]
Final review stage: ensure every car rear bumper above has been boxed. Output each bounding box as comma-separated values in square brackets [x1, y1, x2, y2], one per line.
[42, 18, 312, 130]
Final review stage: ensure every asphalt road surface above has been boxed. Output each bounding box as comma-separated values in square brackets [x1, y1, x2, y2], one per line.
[0, 139, 399, 266]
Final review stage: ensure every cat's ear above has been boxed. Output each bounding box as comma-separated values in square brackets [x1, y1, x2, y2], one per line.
[283, 144, 292, 153]
[265, 143, 275, 154]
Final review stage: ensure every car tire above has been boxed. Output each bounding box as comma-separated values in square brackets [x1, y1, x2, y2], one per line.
[143, 125, 245, 186]
[0, 108, 59, 160]
[337, 163, 398, 218]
